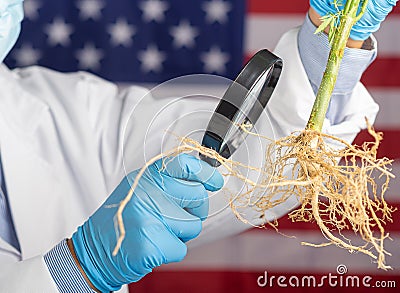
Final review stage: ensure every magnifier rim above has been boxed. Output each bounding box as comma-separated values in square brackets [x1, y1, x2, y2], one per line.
[229, 65, 273, 125]
[201, 49, 283, 165]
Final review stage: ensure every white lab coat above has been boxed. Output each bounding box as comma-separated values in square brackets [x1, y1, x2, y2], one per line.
[0, 28, 378, 292]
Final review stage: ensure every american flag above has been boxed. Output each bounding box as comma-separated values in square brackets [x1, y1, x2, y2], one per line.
[6, 0, 245, 82]
[6, 0, 399, 292]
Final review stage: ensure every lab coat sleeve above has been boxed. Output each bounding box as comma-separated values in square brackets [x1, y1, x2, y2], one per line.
[0, 238, 98, 292]
[0, 244, 128, 293]
[0, 255, 60, 292]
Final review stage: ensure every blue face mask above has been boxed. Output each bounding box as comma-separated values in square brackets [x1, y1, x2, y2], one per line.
[0, 2, 24, 63]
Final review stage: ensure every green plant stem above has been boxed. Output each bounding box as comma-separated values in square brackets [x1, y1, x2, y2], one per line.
[306, 0, 368, 131]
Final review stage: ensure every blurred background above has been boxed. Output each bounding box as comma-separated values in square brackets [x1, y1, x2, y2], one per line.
[6, 0, 399, 292]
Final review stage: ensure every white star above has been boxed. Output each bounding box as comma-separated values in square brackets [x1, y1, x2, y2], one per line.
[201, 46, 230, 74]
[44, 17, 74, 46]
[139, 0, 169, 23]
[23, 0, 41, 21]
[202, 0, 232, 24]
[13, 43, 41, 66]
[76, 0, 105, 21]
[75, 43, 104, 70]
[138, 44, 166, 73]
[170, 20, 199, 49]
[107, 18, 136, 47]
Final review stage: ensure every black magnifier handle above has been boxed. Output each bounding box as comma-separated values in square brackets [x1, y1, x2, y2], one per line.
[200, 49, 283, 167]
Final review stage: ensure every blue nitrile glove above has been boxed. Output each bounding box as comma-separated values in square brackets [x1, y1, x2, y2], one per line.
[310, 0, 398, 40]
[0, 0, 24, 62]
[72, 154, 223, 292]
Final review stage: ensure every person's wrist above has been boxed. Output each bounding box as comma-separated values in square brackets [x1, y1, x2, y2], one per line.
[71, 225, 122, 292]
[308, 7, 364, 49]
[67, 238, 101, 293]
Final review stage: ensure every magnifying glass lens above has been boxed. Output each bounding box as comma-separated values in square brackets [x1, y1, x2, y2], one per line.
[222, 66, 273, 151]
[201, 49, 282, 166]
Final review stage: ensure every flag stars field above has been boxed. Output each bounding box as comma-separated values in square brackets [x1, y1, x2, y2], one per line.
[170, 20, 199, 49]
[139, 0, 170, 23]
[9, 0, 244, 82]
[202, 0, 232, 24]
[75, 43, 104, 70]
[12, 44, 42, 66]
[201, 46, 230, 74]
[44, 17, 74, 47]
[107, 18, 137, 47]
[138, 45, 166, 73]
[76, 0, 105, 21]
[23, 0, 41, 21]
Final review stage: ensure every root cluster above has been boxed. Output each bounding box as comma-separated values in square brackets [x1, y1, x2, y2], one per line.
[234, 123, 395, 270]
[114, 123, 395, 270]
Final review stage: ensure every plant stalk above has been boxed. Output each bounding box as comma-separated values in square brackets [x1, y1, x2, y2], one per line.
[306, 0, 368, 131]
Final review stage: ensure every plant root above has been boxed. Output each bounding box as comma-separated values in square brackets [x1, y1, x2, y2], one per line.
[235, 122, 394, 270]
[113, 123, 394, 270]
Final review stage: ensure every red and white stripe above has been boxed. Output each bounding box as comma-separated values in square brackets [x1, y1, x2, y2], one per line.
[131, 1, 400, 291]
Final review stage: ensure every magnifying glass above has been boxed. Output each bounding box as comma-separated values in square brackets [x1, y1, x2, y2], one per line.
[200, 49, 283, 166]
